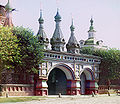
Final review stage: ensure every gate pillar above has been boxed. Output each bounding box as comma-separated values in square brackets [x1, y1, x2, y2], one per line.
[35, 77, 48, 96]
[85, 80, 98, 95]
[67, 80, 80, 95]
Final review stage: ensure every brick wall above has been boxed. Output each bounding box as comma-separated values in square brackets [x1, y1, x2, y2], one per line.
[0, 84, 34, 96]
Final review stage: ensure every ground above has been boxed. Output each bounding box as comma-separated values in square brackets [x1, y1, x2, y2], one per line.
[1, 95, 120, 104]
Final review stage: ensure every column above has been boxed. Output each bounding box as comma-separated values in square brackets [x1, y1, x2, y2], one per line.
[35, 78, 48, 96]
[67, 80, 80, 95]
[85, 80, 98, 95]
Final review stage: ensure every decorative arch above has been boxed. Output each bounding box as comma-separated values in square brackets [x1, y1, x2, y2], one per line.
[80, 68, 95, 80]
[47, 63, 75, 80]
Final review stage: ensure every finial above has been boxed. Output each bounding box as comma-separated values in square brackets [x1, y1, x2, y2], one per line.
[40, 9, 42, 18]
[70, 18, 75, 31]
[56, 0, 60, 9]
[40, 0, 42, 10]
[38, 9, 44, 24]
[54, 8, 61, 21]
[70, 13, 74, 26]
[56, 8, 60, 17]
[88, 17, 95, 32]
[72, 18, 73, 26]
[90, 17, 93, 26]
[57, 8, 59, 12]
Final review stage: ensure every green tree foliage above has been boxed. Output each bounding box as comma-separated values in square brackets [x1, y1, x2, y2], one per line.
[0, 26, 20, 70]
[80, 47, 120, 80]
[12, 27, 44, 73]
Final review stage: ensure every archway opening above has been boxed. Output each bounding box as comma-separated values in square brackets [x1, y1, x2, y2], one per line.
[80, 72, 86, 94]
[80, 68, 95, 95]
[47, 68, 67, 95]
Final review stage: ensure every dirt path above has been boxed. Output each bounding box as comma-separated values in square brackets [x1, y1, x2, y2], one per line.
[2, 95, 120, 104]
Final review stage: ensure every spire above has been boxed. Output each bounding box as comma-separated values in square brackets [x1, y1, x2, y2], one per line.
[66, 19, 80, 54]
[88, 17, 95, 32]
[52, 9, 63, 39]
[37, 10, 49, 49]
[70, 19, 75, 31]
[50, 9, 65, 52]
[90, 18, 93, 26]
[68, 19, 78, 45]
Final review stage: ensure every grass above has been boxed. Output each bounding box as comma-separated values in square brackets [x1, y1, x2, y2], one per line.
[0, 96, 46, 103]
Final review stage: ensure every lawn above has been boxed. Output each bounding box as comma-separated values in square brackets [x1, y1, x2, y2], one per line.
[0, 96, 46, 103]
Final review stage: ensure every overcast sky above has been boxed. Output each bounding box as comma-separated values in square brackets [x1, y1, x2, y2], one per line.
[0, 0, 120, 49]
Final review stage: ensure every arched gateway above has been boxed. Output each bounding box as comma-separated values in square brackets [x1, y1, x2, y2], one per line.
[34, 10, 100, 96]
[47, 64, 76, 95]
[35, 56, 100, 96]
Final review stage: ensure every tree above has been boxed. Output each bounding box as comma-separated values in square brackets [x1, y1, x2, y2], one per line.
[0, 26, 20, 74]
[80, 47, 120, 82]
[12, 26, 44, 73]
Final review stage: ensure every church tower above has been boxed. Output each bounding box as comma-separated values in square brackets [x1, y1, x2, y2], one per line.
[66, 19, 80, 54]
[37, 10, 49, 49]
[4, 0, 14, 27]
[84, 18, 96, 45]
[79, 18, 106, 49]
[88, 18, 96, 39]
[50, 9, 65, 52]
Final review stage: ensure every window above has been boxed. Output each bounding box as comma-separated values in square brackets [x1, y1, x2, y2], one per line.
[50, 54, 52, 57]
[76, 50, 78, 53]
[58, 56, 60, 58]
[44, 54, 46, 56]
[67, 57, 70, 59]
[55, 55, 57, 58]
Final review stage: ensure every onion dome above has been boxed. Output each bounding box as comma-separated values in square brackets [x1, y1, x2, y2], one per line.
[38, 10, 44, 24]
[54, 9, 61, 22]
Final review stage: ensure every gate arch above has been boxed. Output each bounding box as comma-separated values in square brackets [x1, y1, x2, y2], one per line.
[80, 68, 95, 80]
[47, 63, 75, 80]
[47, 63, 75, 95]
[80, 68, 95, 94]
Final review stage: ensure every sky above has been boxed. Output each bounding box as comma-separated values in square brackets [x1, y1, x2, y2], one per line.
[0, 0, 120, 49]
